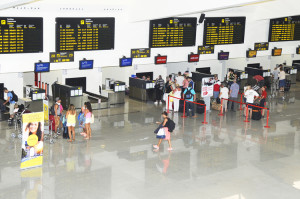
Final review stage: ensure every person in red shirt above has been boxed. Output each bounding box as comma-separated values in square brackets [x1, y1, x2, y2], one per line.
[213, 75, 221, 99]
[259, 86, 267, 117]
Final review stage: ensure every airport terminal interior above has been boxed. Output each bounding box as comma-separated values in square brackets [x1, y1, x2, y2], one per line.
[0, 0, 300, 198]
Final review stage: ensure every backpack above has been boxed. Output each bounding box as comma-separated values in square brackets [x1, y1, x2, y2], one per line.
[184, 88, 193, 99]
[10, 91, 18, 102]
[50, 105, 55, 115]
[166, 118, 176, 133]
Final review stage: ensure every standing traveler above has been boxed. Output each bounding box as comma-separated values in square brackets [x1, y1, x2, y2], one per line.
[219, 84, 229, 113]
[3, 87, 17, 122]
[244, 85, 259, 119]
[155, 75, 165, 104]
[187, 77, 194, 89]
[175, 72, 185, 89]
[153, 111, 173, 151]
[259, 86, 267, 117]
[272, 67, 279, 90]
[164, 76, 174, 110]
[279, 68, 286, 92]
[84, 102, 93, 140]
[227, 70, 235, 87]
[213, 75, 221, 100]
[54, 97, 63, 135]
[182, 75, 189, 94]
[66, 104, 76, 142]
[183, 83, 197, 118]
[228, 79, 240, 112]
[173, 85, 181, 112]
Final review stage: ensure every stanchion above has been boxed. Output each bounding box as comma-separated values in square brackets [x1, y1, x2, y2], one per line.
[239, 93, 243, 110]
[218, 98, 224, 116]
[244, 104, 250, 123]
[202, 105, 208, 124]
[181, 100, 187, 118]
[167, 95, 170, 113]
[264, 108, 271, 128]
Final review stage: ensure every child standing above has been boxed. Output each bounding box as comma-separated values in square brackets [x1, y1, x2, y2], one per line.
[66, 104, 76, 142]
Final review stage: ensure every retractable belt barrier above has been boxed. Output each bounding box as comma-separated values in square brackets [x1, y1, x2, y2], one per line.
[167, 95, 208, 124]
[219, 95, 271, 128]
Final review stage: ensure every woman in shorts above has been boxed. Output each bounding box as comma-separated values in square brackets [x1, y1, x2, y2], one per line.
[66, 104, 76, 142]
[84, 102, 93, 140]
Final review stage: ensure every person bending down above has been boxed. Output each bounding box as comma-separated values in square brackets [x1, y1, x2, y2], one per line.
[153, 112, 173, 151]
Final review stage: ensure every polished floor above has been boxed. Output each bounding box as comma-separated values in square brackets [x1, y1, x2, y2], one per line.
[0, 84, 300, 199]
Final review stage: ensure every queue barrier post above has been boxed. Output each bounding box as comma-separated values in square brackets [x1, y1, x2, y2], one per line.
[181, 100, 187, 118]
[244, 104, 250, 123]
[202, 105, 208, 124]
[218, 98, 224, 116]
[264, 108, 271, 128]
[167, 95, 170, 113]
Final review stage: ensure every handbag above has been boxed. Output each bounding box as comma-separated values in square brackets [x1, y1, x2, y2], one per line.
[156, 128, 166, 139]
[154, 124, 163, 134]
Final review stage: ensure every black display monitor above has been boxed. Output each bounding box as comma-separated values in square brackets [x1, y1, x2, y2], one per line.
[119, 58, 133, 67]
[247, 63, 260, 68]
[196, 67, 211, 74]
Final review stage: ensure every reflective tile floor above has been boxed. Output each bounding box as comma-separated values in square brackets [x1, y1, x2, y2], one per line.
[0, 84, 300, 199]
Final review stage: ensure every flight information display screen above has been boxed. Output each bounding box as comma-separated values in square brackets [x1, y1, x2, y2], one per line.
[0, 17, 43, 54]
[56, 17, 115, 52]
[254, 42, 269, 51]
[131, 48, 150, 58]
[269, 15, 300, 42]
[198, 45, 214, 54]
[149, 17, 197, 48]
[203, 17, 246, 45]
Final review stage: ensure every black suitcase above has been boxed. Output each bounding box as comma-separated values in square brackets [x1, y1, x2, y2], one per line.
[284, 80, 291, 91]
[251, 105, 262, 120]
[196, 100, 205, 114]
[179, 100, 184, 113]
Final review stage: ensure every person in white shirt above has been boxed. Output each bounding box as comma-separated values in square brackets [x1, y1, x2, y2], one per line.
[244, 85, 259, 119]
[175, 72, 185, 88]
[272, 66, 279, 90]
[219, 83, 229, 112]
[279, 68, 286, 92]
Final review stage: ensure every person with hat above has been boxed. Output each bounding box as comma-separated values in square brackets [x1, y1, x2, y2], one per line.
[54, 97, 63, 135]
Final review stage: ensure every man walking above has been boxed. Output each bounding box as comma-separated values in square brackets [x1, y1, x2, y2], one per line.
[228, 79, 240, 112]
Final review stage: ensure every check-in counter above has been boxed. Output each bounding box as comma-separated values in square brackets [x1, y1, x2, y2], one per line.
[293, 63, 300, 81]
[245, 67, 271, 88]
[52, 83, 83, 109]
[191, 72, 214, 99]
[129, 78, 156, 101]
[284, 66, 297, 84]
[18, 98, 44, 112]
[20, 86, 46, 112]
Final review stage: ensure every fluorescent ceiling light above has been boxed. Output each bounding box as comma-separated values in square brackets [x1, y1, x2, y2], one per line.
[0, 0, 39, 10]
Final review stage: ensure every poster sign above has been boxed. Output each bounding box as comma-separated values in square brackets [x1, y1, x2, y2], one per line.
[43, 100, 49, 122]
[21, 112, 44, 170]
[201, 77, 214, 98]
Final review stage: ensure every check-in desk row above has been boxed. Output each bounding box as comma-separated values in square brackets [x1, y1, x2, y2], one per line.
[284, 66, 298, 84]
[293, 64, 300, 81]
[245, 67, 272, 88]
[129, 78, 156, 101]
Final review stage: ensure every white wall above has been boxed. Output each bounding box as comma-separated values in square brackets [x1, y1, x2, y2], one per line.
[0, 0, 300, 95]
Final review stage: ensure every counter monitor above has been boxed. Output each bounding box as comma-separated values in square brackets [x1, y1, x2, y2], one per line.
[272, 48, 282, 56]
[246, 50, 257, 58]
[34, 62, 50, 73]
[0, 17, 43, 54]
[218, 52, 229, 60]
[188, 54, 199, 62]
[149, 17, 197, 48]
[203, 17, 246, 45]
[269, 15, 300, 42]
[120, 58, 133, 67]
[79, 60, 94, 70]
[155, 56, 167, 64]
[56, 17, 115, 52]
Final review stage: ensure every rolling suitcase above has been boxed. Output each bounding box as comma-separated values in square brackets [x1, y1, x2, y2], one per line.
[196, 100, 205, 114]
[49, 115, 55, 131]
[251, 105, 262, 120]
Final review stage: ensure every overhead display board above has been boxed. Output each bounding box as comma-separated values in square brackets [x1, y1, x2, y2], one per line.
[198, 45, 214, 54]
[131, 48, 150, 58]
[50, 51, 74, 63]
[269, 15, 300, 42]
[203, 17, 246, 45]
[0, 17, 43, 54]
[254, 42, 269, 51]
[149, 17, 197, 48]
[56, 17, 115, 52]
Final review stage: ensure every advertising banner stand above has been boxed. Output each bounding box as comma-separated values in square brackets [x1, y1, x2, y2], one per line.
[21, 112, 44, 170]
[201, 77, 214, 111]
